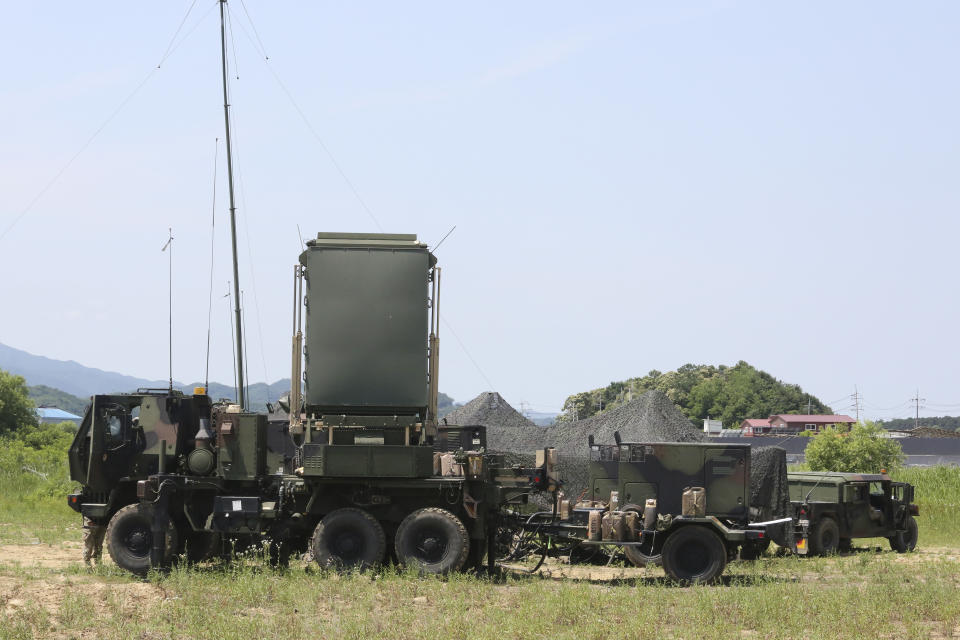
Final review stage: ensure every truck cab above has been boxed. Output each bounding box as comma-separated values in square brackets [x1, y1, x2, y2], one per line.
[788, 472, 919, 555]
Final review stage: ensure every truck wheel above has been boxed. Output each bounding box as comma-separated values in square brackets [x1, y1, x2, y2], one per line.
[889, 516, 919, 553]
[661, 526, 727, 585]
[311, 508, 386, 570]
[394, 508, 469, 575]
[105, 504, 178, 576]
[809, 517, 839, 556]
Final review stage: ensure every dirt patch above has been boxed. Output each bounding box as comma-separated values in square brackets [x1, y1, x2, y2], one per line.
[0, 573, 161, 617]
[0, 542, 86, 570]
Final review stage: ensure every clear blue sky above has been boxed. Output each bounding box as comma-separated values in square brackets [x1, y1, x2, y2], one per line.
[1, 2, 958, 421]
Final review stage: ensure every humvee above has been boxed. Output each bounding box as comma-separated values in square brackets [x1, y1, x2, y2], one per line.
[788, 471, 919, 556]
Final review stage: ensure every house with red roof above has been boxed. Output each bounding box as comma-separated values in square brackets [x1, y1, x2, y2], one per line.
[740, 418, 772, 437]
[740, 414, 856, 437]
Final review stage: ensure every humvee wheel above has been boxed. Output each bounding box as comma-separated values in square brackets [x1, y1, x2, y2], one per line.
[394, 508, 469, 575]
[311, 508, 385, 570]
[889, 515, 919, 553]
[105, 504, 178, 576]
[661, 526, 726, 585]
[810, 517, 839, 556]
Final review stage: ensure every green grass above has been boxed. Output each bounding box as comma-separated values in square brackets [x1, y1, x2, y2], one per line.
[1, 444, 959, 640]
[890, 465, 960, 546]
[1, 552, 959, 639]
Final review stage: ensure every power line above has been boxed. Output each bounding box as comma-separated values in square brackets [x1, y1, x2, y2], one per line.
[440, 314, 495, 392]
[228, 11, 384, 232]
[0, 2, 218, 245]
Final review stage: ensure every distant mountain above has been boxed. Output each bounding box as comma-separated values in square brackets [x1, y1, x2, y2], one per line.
[0, 342, 169, 398]
[526, 411, 558, 427]
[0, 342, 290, 410]
[2, 342, 457, 415]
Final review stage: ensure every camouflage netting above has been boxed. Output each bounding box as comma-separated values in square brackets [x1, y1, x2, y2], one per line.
[447, 390, 790, 536]
[749, 445, 792, 546]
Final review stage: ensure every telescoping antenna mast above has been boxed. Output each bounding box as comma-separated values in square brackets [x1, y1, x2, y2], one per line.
[219, 0, 245, 409]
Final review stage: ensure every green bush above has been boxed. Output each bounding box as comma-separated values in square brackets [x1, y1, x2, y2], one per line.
[0, 368, 38, 436]
[805, 421, 904, 473]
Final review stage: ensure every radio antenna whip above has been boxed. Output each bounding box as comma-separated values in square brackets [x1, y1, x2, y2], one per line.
[161, 227, 174, 391]
[220, 0, 246, 409]
[205, 139, 219, 391]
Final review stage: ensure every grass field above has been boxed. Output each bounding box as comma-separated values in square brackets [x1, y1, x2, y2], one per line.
[1, 444, 958, 640]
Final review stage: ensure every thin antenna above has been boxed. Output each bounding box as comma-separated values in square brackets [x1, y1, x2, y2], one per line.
[431, 225, 456, 253]
[296, 224, 305, 251]
[227, 283, 238, 402]
[242, 290, 250, 409]
[161, 228, 174, 391]
[220, 0, 246, 410]
[205, 138, 219, 390]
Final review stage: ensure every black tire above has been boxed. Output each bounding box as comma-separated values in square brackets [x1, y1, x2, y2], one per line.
[620, 503, 662, 568]
[311, 508, 385, 570]
[660, 526, 727, 585]
[810, 517, 840, 556]
[889, 515, 919, 553]
[105, 504, 178, 576]
[624, 543, 662, 568]
[394, 507, 470, 575]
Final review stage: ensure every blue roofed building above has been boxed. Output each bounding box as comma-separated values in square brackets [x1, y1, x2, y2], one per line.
[36, 407, 83, 426]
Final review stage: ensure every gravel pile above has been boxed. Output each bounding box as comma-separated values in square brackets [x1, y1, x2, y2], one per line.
[443, 392, 543, 452]
[535, 391, 705, 455]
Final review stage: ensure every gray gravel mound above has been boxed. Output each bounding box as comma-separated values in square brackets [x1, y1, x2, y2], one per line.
[537, 390, 705, 456]
[443, 392, 544, 452]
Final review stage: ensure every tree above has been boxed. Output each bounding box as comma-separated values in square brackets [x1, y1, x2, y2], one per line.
[805, 421, 904, 473]
[0, 369, 38, 437]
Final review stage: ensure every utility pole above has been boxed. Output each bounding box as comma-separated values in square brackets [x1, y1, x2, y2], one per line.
[850, 386, 862, 423]
[910, 389, 926, 430]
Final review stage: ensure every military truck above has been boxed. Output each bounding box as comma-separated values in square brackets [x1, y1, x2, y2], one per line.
[788, 471, 919, 556]
[504, 438, 789, 584]
[69, 233, 551, 576]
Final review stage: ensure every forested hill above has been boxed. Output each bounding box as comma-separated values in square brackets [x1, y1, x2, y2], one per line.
[27, 385, 88, 416]
[878, 416, 960, 432]
[558, 361, 831, 428]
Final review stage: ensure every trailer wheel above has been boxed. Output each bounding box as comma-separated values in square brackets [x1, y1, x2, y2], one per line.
[394, 508, 469, 575]
[311, 508, 386, 570]
[105, 504, 178, 576]
[661, 526, 726, 585]
[889, 515, 918, 553]
[621, 503, 661, 567]
[810, 517, 839, 556]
